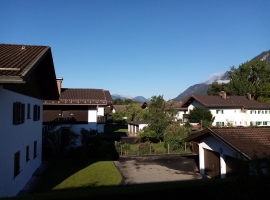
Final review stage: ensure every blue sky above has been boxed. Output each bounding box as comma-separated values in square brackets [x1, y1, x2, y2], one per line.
[1, 0, 270, 100]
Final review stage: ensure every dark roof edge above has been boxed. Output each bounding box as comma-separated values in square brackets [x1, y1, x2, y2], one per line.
[21, 46, 50, 80]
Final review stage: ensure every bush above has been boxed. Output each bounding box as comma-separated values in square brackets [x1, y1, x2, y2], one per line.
[138, 142, 154, 155]
[72, 146, 88, 164]
[163, 124, 188, 152]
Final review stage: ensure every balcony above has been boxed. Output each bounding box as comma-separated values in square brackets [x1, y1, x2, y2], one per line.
[97, 116, 106, 124]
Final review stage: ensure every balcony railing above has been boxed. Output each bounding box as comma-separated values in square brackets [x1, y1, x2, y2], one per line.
[97, 116, 106, 124]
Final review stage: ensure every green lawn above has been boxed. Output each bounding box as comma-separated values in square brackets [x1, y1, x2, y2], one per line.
[104, 124, 128, 134]
[33, 159, 121, 193]
[120, 142, 190, 156]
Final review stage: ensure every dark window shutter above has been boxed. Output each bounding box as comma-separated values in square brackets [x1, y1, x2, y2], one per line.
[38, 106, 40, 120]
[21, 104, 25, 123]
[14, 151, 20, 177]
[33, 105, 37, 121]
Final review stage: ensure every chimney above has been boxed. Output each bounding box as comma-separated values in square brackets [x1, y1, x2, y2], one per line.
[247, 93, 252, 100]
[219, 91, 226, 99]
[56, 77, 63, 95]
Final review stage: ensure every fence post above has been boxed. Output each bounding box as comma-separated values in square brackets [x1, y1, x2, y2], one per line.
[150, 144, 151, 154]
[167, 143, 170, 154]
[137, 144, 139, 156]
[121, 145, 123, 156]
[185, 142, 186, 152]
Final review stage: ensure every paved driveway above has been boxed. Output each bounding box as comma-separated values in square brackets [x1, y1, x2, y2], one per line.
[114, 154, 203, 185]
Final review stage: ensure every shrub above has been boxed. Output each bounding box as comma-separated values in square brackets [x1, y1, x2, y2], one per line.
[72, 146, 88, 165]
[138, 142, 154, 155]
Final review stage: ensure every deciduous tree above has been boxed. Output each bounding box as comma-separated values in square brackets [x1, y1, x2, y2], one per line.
[188, 107, 214, 128]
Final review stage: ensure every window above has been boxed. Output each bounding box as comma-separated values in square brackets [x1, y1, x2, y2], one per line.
[265, 111, 267, 114]
[216, 122, 224, 126]
[263, 121, 268, 125]
[14, 151, 20, 178]
[258, 111, 261, 114]
[256, 121, 261, 125]
[34, 141, 37, 159]
[13, 102, 25, 125]
[250, 111, 253, 114]
[33, 105, 40, 121]
[27, 103, 31, 119]
[262, 111, 264, 114]
[26, 145, 30, 162]
[216, 110, 224, 114]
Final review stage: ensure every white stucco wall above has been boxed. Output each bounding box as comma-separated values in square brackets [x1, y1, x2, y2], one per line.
[188, 100, 270, 127]
[198, 136, 238, 178]
[0, 86, 42, 197]
[63, 106, 105, 145]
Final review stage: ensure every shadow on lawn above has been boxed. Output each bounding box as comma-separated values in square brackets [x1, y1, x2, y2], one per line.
[12, 175, 270, 200]
[32, 158, 113, 193]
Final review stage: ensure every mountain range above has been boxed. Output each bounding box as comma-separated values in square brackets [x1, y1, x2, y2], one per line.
[172, 50, 270, 101]
[112, 50, 270, 103]
[111, 94, 151, 103]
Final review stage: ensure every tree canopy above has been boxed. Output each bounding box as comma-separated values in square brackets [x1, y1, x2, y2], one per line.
[207, 60, 270, 102]
[188, 107, 214, 128]
[141, 95, 177, 141]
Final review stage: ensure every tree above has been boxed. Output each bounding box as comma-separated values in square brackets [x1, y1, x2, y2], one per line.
[207, 82, 227, 95]
[113, 98, 124, 105]
[124, 98, 133, 105]
[188, 107, 215, 128]
[111, 110, 126, 125]
[163, 123, 189, 151]
[125, 103, 147, 122]
[142, 95, 177, 141]
[226, 60, 270, 101]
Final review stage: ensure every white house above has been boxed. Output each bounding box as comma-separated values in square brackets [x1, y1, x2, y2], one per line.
[0, 44, 58, 197]
[43, 78, 113, 145]
[128, 121, 148, 136]
[185, 127, 270, 179]
[181, 92, 270, 127]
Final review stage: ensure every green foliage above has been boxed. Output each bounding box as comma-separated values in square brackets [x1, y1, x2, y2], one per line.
[80, 128, 119, 160]
[113, 98, 124, 105]
[125, 103, 147, 122]
[42, 129, 79, 159]
[207, 82, 227, 95]
[138, 142, 154, 155]
[143, 95, 177, 140]
[111, 110, 126, 125]
[138, 129, 157, 142]
[72, 146, 88, 165]
[163, 124, 189, 151]
[124, 98, 133, 105]
[188, 107, 214, 128]
[226, 60, 270, 101]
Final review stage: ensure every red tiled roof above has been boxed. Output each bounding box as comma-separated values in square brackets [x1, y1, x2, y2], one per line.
[112, 105, 127, 111]
[0, 44, 49, 82]
[185, 127, 270, 160]
[44, 88, 112, 105]
[104, 90, 113, 104]
[182, 95, 270, 109]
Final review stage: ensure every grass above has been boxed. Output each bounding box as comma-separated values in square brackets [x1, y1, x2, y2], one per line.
[32, 159, 121, 193]
[104, 124, 128, 134]
[120, 142, 190, 156]
[5, 175, 270, 200]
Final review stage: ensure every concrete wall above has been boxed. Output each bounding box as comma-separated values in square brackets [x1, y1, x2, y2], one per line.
[0, 86, 42, 197]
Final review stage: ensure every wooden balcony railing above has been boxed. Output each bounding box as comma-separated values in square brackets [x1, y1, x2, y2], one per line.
[97, 116, 106, 124]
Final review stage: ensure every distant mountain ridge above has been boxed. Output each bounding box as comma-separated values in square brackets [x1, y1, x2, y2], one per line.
[111, 94, 150, 102]
[173, 50, 270, 101]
